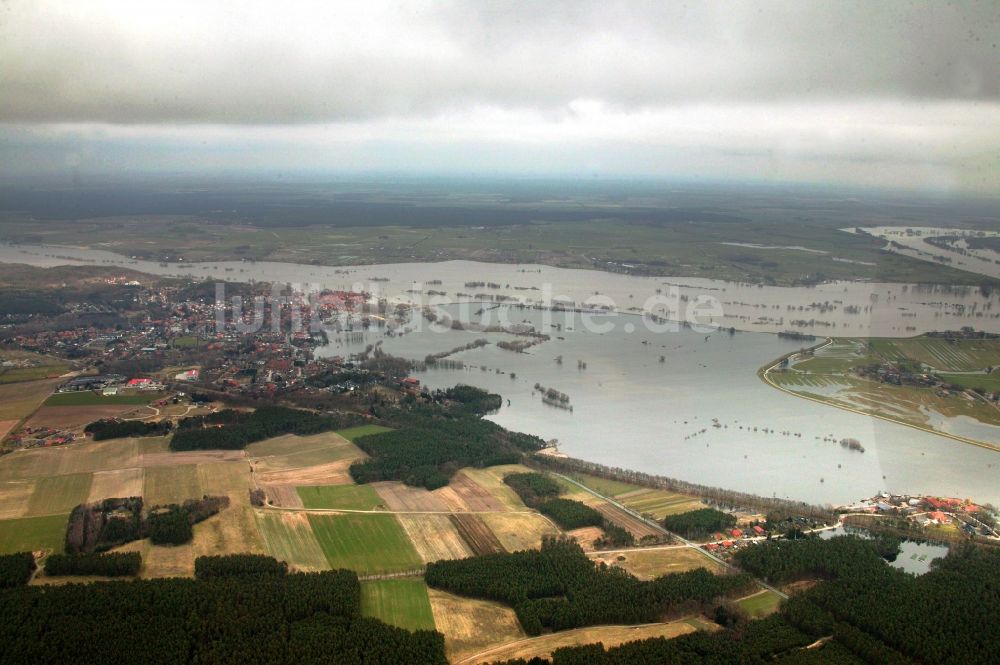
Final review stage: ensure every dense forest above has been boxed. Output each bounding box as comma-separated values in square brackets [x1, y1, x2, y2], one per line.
[85, 418, 173, 440]
[44, 552, 141, 577]
[662, 508, 737, 539]
[491, 536, 1000, 665]
[0, 555, 446, 664]
[195, 554, 289, 579]
[171, 406, 363, 451]
[425, 537, 752, 635]
[0, 553, 36, 588]
[350, 395, 544, 490]
[504, 473, 633, 547]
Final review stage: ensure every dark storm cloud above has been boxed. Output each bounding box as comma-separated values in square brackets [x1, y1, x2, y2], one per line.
[0, 0, 997, 124]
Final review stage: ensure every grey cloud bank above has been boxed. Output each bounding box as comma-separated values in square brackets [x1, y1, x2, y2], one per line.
[1, 0, 998, 192]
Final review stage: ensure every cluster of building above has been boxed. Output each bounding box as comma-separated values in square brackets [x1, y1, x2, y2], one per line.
[842, 493, 998, 538]
[703, 525, 767, 552]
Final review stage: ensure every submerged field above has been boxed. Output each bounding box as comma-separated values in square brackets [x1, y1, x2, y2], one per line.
[765, 335, 1000, 447]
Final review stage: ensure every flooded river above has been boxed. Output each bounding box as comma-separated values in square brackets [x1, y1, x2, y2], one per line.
[3, 242, 1000, 505]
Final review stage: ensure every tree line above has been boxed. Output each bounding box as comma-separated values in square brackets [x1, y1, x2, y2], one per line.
[44, 552, 141, 577]
[0, 553, 35, 588]
[171, 406, 364, 451]
[425, 537, 753, 635]
[85, 418, 173, 440]
[0, 556, 447, 665]
[662, 508, 737, 539]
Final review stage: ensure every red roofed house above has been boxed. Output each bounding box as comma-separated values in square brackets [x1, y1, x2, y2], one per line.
[752, 525, 764, 535]
[730, 528, 742, 538]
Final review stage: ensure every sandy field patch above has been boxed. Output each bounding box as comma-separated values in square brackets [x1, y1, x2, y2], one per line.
[124, 539, 195, 578]
[374, 481, 450, 511]
[565, 526, 604, 552]
[396, 514, 472, 563]
[0, 479, 35, 519]
[87, 467, 144, 502]
[264, 485, 304, 508]
[459, 621, 697, 664]
[590, 546, 722, 580]
[428, 588, 525, 663]
[141, 450, 246, 467]
[480, 512, 560, 552]
[254, 458, 355, 486]
[191, 504, 265, 558]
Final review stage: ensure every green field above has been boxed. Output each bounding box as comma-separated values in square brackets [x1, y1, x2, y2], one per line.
[556, 471, 642, 498]
[737, 590, 783, 618]
[297, 484, 385, 510]
[360, 579, 436, 631]
[336, 424, 393, 442]
[24, 472, 93, 516]
[938, 373, 1000, 392]
[0, 365, 68, 384]
[45, 391, 158, 406]
[0, 513, 68, 554]
[308, 513, 423, 575]
[255, 511, 330, 571]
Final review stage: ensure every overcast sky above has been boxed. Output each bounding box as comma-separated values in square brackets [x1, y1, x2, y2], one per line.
[1, 0, 998, 192]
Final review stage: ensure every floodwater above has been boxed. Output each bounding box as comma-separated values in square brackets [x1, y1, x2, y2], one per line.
[321, 304, 1000, 506]
[860, 226, 1000, 280]
[3, 242, 1000, 505]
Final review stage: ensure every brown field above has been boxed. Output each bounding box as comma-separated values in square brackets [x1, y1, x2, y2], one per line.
[0, 420, 17, 441]
[87, 467, 144, 502]
[449, 514, 506, 555]
[375, 481, 450, 512]
[566, 526, 604, 552]
[428, 588, 525, 663]
[480, 512, 560, 552]
[143, 465, 201, 506]
[456, 466, 529, 510]
[118, 539, 195, 578]
[0, 479, 35, 519]
[141, 450, 246, 467]
[254, 459, 355, 486]
[25, 404, 152, 429]
[196, 461, 253, 498]
[459, 621, 697, 664]
[264, 484, 303, 508]
[247, 432, 366, 473]
[192, 504, 266, 558]
[435, 472, 508, 512]
[593, 502, 664, 540]
[590, 547, 722, 580]
[0, 378, 59, 422]
[396, 514, 472, 563]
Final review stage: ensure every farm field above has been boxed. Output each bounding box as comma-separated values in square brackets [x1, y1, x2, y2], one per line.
[26, 404, 153, 429]
[479, 512, 560, 552]
[308, 513, 423, 575]
[428, 588, 525, 662]
[459, 620, 699, 664]
[615, 488, 705, 520]
[24, 472, 92, 516]
[297, 483, 385, 510]
[336, 424, 393, 442]
[256, 511, 329, 571]
[0, 350, 69, 384]
[590, 546, 722, 579]
[360, 578, 436, 631]
[0, 513, 68, 554]
[737, 589, 784, 618]
[44, 391, 159, 406]
[396, 514, 473, 563]
[457, 465, 531, 511]
[0, 378, 59, 423]
[143, 464, 201, 505]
